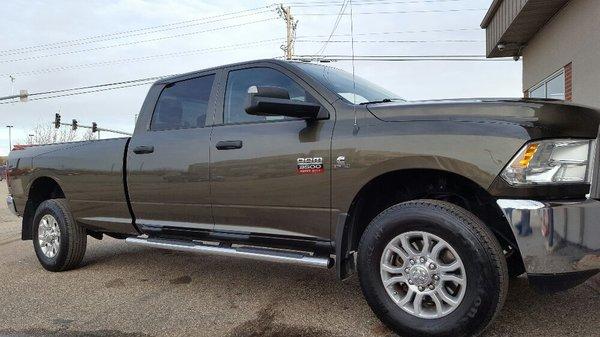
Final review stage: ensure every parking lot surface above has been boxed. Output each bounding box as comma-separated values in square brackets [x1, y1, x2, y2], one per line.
[0, 183, 599, 337]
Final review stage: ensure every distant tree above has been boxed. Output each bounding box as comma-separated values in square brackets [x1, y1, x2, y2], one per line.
[80, 129, 97, 141]
[22, 122, 82, 145]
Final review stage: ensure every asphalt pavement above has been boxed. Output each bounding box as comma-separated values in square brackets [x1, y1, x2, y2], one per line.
[0, 183, 599, 337]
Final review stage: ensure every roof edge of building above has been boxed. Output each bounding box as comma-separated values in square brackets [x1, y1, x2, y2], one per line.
[481, 0, 504, 28]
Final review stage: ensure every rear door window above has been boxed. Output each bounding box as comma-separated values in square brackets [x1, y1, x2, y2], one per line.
[151, 74, 215, 131]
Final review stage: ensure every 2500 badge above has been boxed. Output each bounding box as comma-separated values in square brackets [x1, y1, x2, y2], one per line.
[297, 157, 324, 175]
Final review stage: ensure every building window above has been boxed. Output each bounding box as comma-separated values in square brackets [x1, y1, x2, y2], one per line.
[527, 69, 565, 100]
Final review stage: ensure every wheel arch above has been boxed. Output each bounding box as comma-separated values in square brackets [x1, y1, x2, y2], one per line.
[21, 176, 66, 240]
[335, 168, 523, 280]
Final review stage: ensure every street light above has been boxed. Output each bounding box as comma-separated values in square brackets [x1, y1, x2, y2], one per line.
[6, 125, 13, 152]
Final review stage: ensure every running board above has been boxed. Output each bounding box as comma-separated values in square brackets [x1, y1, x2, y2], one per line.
[125, 237, 333, 269]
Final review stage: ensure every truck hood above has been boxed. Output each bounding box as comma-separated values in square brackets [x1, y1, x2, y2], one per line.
[366, 98, 600, 139]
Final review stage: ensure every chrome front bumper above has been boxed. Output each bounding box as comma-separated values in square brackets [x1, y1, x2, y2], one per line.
[497, 199, 600, 279]
[6, 195, 18, 216]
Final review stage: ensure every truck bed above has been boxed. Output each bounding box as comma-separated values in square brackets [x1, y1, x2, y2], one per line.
[7, 137, 138, 236]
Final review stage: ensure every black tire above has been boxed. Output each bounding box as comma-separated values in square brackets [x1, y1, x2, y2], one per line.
[32, 198, 87, 272]
[357, 200, 508, 337]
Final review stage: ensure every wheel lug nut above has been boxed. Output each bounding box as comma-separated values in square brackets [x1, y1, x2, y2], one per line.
[429, 263, 436, 270]
[408, 279, 414, 285]
[429, 284, 435, 290]
[433, 275, 439, 281]
[405, 268, 410, 273]
[418, 286, 425, 291]
[419, 257, 426, 263]
[409, 259, 415, 265]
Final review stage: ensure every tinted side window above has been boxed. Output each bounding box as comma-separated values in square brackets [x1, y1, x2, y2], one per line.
[151, 74, 215, 131]
[224, 67, 316, 124]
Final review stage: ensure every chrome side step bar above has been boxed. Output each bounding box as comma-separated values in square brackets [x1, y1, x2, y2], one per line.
[126, 237, 333, 269]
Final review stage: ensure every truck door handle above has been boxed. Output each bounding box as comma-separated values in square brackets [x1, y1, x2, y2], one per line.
[133, 145, 154, 154]
[216, 140, 243, 150]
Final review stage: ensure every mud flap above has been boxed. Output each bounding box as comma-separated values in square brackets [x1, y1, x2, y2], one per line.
[335, 213, 356, 280]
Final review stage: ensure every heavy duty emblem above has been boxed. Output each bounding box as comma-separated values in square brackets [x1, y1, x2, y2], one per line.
[334, 155, 349, 169]
[297, 157, 324, 174]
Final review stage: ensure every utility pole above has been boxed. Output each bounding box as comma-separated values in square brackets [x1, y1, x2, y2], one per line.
[278, 5, 298, 60]
[6, 125, 13, 151]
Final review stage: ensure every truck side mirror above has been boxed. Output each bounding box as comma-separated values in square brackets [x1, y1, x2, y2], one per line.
[244, 86, 321, 120]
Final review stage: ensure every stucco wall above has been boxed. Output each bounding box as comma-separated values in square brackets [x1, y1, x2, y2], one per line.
[522, 0, 600, 108]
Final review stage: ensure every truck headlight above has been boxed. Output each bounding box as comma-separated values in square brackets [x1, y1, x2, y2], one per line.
[501, 139, 596, 185]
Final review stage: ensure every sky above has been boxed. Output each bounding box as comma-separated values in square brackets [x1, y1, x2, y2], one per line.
[0, 0, 522, 156]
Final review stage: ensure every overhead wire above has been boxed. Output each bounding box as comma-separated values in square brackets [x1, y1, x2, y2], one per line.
[29, 76, 171, 97]
[0, 1, 503, 106]
[295, 54, 488, 58]
[315, 0, 349, 56]
[0, 39, 284, 77]
[0, 6, 276, 56]
[293, 55, 512, 62]
[284, 0, 465, 5]
[0, 18, 277, 63]
[297, 8, 487, 15]
[299, 39, 484, 43]
[299, 28, 480, 39]
[0, 81, 156, 105]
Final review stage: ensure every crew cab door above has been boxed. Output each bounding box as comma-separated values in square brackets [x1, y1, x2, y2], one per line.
[210, 64, 334, 240]
[127, 72, 217, 232]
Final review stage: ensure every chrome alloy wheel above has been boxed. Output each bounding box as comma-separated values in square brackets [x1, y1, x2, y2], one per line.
[380, 231, 467, 319]
[38, 214, 61, 259]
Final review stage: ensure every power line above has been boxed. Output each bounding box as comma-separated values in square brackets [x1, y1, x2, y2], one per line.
[300, 28, 480, 39]
[286, 0, 463, 3]
[32, 76, 172, 97]
[293, 55, 512, 62]
[298, 39, 484, 43]
[315, 0, 349, 56]
[0, 6, 276, 56]
[0, 18, 277, 63]
[285, 0, 466, 7]
[297, 8, 487, 15]
[0, 39, 284, 77]
[0, 81, 156, 105]
[0, 76, 169, 102]
[321, 58, 510, 61]
[296, 54, 488, 58]
[0, 54, 516, 105]
[1, 28, 484, 76]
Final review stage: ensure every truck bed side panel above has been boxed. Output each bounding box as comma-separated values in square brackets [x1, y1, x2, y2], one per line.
[30, 138, 137, 235]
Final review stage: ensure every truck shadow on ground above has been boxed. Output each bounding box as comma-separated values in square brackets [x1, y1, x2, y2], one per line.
[85, 241, 600, 337]
[9, 240, 599, 337]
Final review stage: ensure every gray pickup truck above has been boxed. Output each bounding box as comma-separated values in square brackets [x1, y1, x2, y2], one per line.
[5, 59, 600, 337]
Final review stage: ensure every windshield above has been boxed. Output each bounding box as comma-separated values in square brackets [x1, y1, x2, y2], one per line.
[293, 62, 403, 104]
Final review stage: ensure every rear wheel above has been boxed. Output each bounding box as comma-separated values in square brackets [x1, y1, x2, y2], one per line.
[33, 199, 87, 272]
[357, 200, 508, 337]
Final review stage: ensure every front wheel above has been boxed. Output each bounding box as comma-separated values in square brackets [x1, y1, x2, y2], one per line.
[33, 198, 87, 272]
[357, 200, 508, 337]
